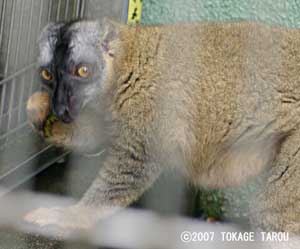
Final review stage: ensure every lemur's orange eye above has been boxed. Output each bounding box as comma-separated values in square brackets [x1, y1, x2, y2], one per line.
[41, 69, 53, 81]
[77, 65, 90, 78]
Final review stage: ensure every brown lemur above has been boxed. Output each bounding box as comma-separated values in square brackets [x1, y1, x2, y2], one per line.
[25, 18, 300, 231]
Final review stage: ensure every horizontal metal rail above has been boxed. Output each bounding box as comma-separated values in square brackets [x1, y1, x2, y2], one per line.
[0, 191, 273, 249]
[0, 63, 36, 87]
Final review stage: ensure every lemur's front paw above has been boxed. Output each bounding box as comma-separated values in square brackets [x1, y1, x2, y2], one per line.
[24, 205, 95, 231]
[26, 92, 51, 134]
[26, 92, 72, 145]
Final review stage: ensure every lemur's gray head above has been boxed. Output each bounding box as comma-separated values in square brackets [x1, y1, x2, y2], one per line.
[38, 19, 116, 123]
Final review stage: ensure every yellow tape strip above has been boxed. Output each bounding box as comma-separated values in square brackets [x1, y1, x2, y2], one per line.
[127, 0, 143, 24]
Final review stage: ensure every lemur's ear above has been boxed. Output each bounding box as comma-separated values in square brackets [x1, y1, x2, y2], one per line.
[100, 18, 124, 55]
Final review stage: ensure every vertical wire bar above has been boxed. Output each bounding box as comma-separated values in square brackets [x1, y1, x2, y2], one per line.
[0, 84, 5, 132]
[64, 0, 70, 20]
[17, 0, 35, 123]
[47, 0, 53, 21]
[38, 0, 47, 32]
[0, 0, 15, 131]
[79, 0, 85, 18]
[0, 0, 3, 38]
[0, 84, 7, 130]
[7, 0, 25, 130]
[0, 0, 7, 50]
[75, 0, 81, 18]
[29, 0, 51, 97]
[28, 0, 52, 98]
[71, 0, 77, 18]
[27, 0, 36, 100]
[0, 0, 7, 128]
[3, 0, 16, 75]
[36, 0, 45, 92]
[28, 0, 39, 95]
[56, 0, 61, 21]
[37, 0, 44, 43]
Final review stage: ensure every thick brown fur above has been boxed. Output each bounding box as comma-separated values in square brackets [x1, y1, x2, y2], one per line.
[26, 20, 300, 233]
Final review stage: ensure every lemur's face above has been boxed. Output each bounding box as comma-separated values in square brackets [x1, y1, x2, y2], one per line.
[38, 20, 105, 123]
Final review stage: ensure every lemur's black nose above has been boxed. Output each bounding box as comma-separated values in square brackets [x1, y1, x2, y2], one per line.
[53, 104, 73, 123]
[52, 80, 74, 123]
